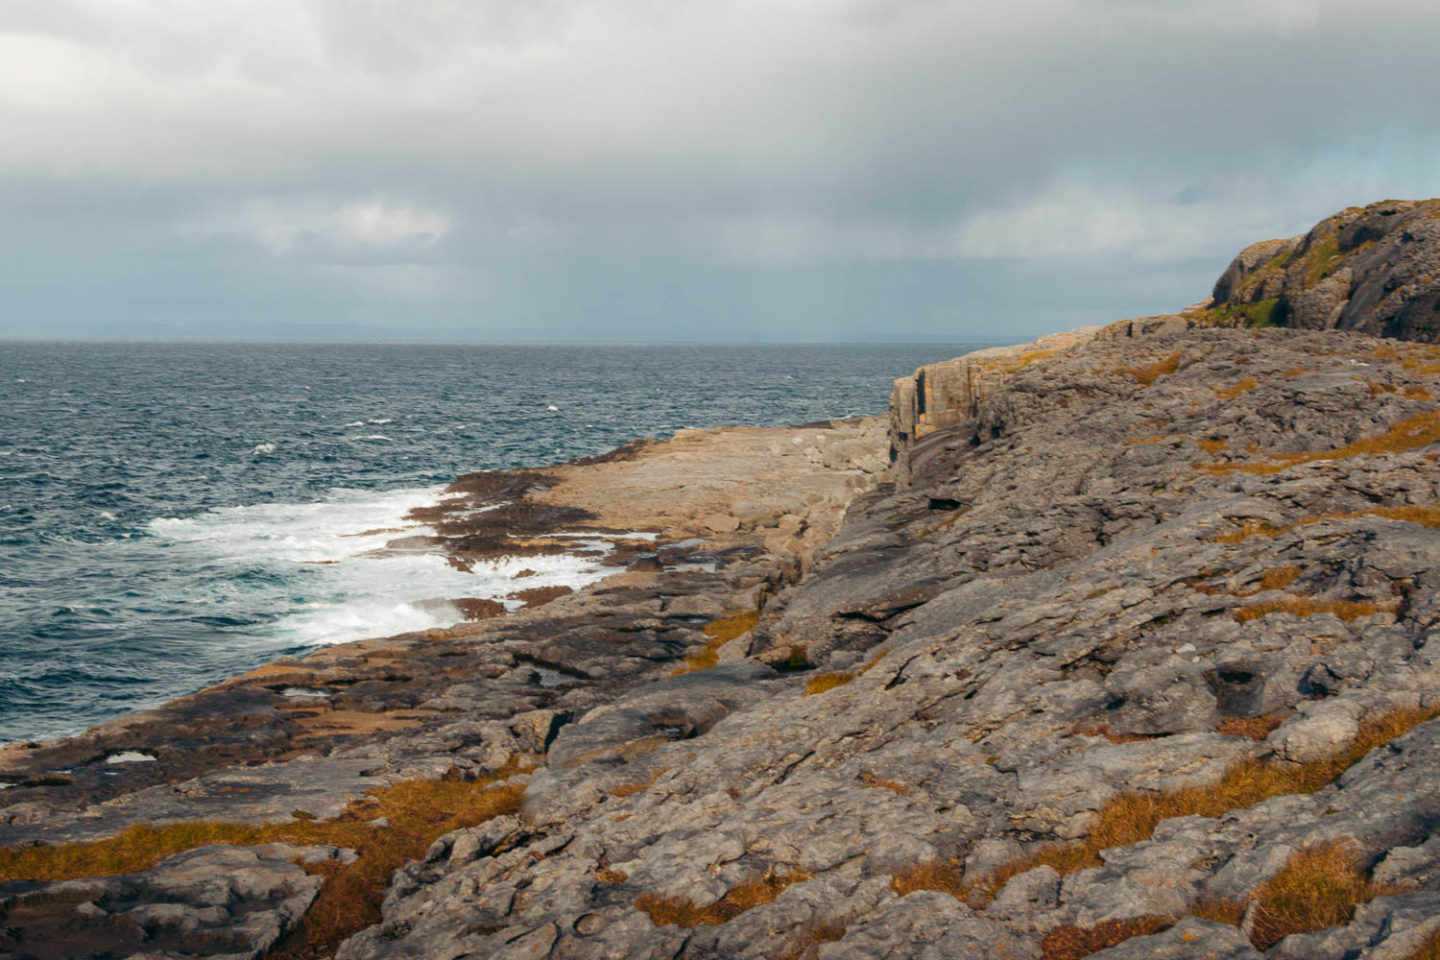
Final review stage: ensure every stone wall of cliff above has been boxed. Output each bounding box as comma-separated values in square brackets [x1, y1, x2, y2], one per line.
[1207, 197, 1440, 342]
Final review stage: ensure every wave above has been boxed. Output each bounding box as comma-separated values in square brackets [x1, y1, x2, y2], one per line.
[142, 487, 614, 650]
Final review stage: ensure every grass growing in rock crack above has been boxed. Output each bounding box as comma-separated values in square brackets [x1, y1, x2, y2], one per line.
[670, 609, 761, 674]
[1201, 411, 1440, 475]
[897, 708, 1440, 909]
[609, 766, 668, 798]
[0, 758, 530, 957]
[1122, 351, 1182, 387]
[634, 868, 811, 927]
[1039, 916, 1175, 960]
[1232, 595, 1388, 623]
[804, 649, 890, 696]
[1215, 713, 1287, 740]
[1212, 503, 1440, 543]
[1248, 841, 1397, 950]
[775, 918, 848, 960]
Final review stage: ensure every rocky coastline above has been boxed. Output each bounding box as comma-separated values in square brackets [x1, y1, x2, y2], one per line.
[6, 200, 1440, 960]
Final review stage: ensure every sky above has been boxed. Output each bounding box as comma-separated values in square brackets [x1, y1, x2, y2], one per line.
[2, 0, 1439, 342]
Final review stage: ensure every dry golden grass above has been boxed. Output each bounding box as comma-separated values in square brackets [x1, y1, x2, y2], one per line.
[635, 868, 810, 927]
[596, 867, 629, 884]
[609, 766, 667, 798]
[1249, 842, 1396, 950]
[890, 859, 965, 898]
[1071, 724, 1158, 744]
[1282, 366, 1307, 378]
[0, 760, 529, 957]
[671, 609, 761, 674]
[1123, 351, 1183, 387]
[1215, 378, 1257, 400]
[805, 671, 854, 695]
[996, 348, 1059, 374]
[1202, 411, 1440, 475]
[1256, 565, 1303, 592]
[1232, 595, 1387, 624]
[1212, 503, 1440, 543]
[858, 772, 911, 796]
[775, 918, 848, 960]
[1040, 916, 1176, 960]
[1215, 713, 1287, 740]
[1197, 437, 1229, 455]
[1187, 897, 1248, 926]
[955, 707, 1440, 907]
[1403, 384, 1435, 400]
[804, 649, 889, 696]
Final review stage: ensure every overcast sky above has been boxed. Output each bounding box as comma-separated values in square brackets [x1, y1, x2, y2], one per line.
[2, 0, 1438, 342]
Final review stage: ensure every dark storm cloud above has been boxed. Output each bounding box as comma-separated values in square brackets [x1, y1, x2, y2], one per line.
[1, 0, 1438, 339]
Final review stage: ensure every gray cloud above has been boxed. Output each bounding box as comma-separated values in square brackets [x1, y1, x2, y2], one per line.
[2, 0, 1438, 340]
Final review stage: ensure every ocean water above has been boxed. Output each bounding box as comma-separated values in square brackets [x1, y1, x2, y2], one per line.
[0, 341, 986, 745]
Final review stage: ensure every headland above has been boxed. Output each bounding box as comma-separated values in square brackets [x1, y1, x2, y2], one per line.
[5, 199, 1440, 960]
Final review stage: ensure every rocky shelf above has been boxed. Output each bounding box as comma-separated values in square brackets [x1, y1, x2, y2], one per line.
[5, 201, 1440, 960]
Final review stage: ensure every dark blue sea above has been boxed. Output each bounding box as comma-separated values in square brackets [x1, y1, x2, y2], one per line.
[0, 342, 987, 744]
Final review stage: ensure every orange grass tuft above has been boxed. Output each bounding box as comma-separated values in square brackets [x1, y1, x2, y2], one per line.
[1071, 724, 1159, 744]
[1215, 378, 1257, 400]
[859, 773, 911, 796]
[1040, 916, 1176, 960]
[1232, 596, 1387, 624]
[1197, 437, 1229, 455]
[1187, 897, 1248, 927]
[635, 868, 810, 927]
[1123, 351, 1183, 387]
[0, 760, 529, 957]
[1202, 411, 1440, 475]
[805, 649, 888, 696]
[775, 918, 848, 960]
[805, 671, 854, 695]
[960, 707, 1440, 907]
[1215, 713, 1287, 740]
[1249, 842, 1396, 950]
[890, 859, 965, 898]
[1212, 503, 1440, 543]
[671, 609, 761, 674]
[609, 767, 667, 798]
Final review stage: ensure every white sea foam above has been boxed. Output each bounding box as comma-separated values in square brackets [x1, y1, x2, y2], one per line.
[356, 435, 393, 442]
[144, 486, 618, 649]
[368, 418, 393, 424]
[251, 443, 276, 455]
[343, 421, 365, 427]
[105, 751, 156, 764]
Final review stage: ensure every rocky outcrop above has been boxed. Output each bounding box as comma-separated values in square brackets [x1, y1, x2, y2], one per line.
[888, 326, 1101, 483]
[1209, 198, 1440, 342]
[338, 327, 1440, 960]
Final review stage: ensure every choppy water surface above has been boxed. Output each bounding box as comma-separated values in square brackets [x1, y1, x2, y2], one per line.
[0, 341, 986, 743]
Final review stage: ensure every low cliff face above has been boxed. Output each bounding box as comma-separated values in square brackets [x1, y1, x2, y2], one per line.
[1210, 198, 1440, 342]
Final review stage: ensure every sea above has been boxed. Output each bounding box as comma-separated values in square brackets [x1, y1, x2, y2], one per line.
[0, 341, 989, 745]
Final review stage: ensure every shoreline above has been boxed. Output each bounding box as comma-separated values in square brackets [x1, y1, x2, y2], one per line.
[0, 416, 888, 847]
